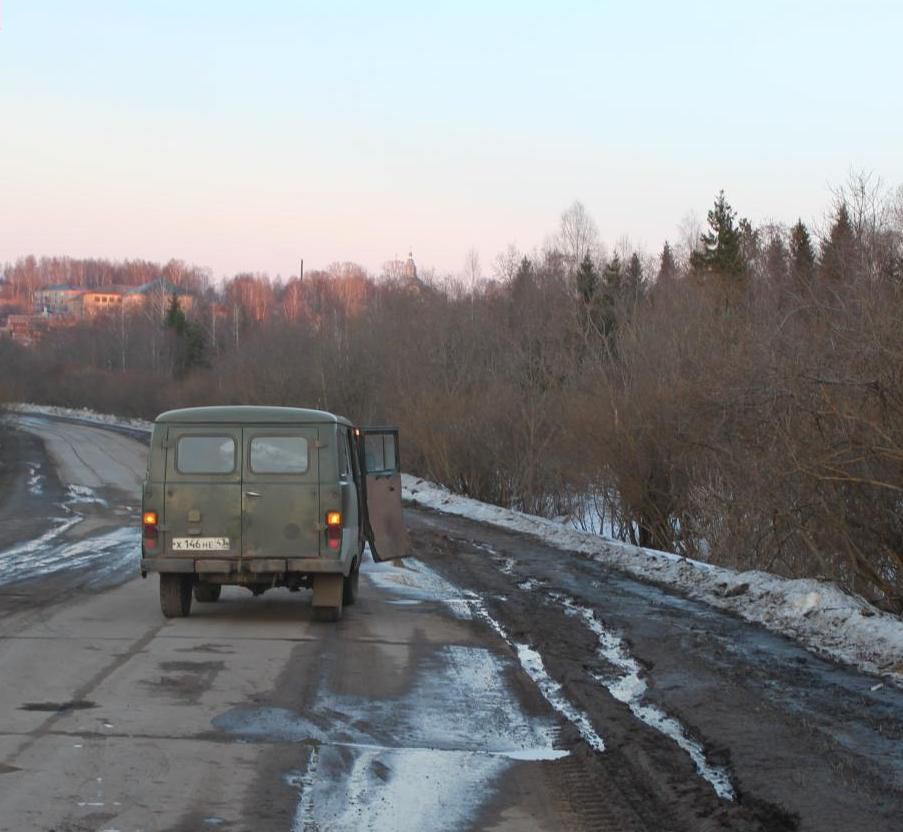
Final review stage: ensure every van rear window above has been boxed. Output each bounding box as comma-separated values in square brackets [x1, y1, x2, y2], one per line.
[250, 436, 309, 474]
[365, 433, 397, 473]
[177, 436, 236, 474]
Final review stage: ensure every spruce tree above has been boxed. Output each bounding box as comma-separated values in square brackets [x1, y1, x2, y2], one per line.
[657, 241, 678, 283]
[625, 252, 644, 301]
[575, 252, 599, 303]
[598, 255, 623, 338]
[820, 203, 857, 282]
[789, 219, 816, 283]
[690, 191, 746, 280]
[764, 232, 789, 284]
[602, 254, 623, 295]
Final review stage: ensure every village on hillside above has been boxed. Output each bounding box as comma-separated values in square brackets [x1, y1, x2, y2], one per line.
[0, 277, 195, 346]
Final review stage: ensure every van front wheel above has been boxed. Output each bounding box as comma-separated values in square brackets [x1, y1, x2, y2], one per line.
[160, 574, 192, 618]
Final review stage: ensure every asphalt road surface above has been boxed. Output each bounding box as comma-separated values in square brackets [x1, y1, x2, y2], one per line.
[0, 415, 901, 832]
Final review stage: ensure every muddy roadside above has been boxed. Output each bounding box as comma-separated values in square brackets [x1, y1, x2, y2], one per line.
[0, 420, 140, 628]
[406, 506, 903, 832]
[0, 420, 66, 551]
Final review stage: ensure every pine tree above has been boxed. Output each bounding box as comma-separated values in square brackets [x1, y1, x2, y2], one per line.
[820, 203, 857, 282]
[164, 293, 206, 379]
[690, 191, 747, 280]
[657, 241, 678, 283]
[789, 219, 816, 283]
[164, 293, 187, 334]
[764, 232, 789, 284]
[602, 255, 623, 295]
[575, 252, 599, 303]
[597, 255, 623, 338]
[624, 252, 644, 301]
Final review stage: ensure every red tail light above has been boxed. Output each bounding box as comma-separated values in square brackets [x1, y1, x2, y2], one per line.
[326, 511, 342, 551]
[143, 510, 159, 550]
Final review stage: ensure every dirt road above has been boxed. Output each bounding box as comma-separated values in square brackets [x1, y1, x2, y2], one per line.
[0, 415, 900, 831]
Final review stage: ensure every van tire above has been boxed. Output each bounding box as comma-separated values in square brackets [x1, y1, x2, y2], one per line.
[160, 574, 192, 618]
[313, 602, 342, 622]
[342, 560, 360, 607]
[194, 582, 222, 603]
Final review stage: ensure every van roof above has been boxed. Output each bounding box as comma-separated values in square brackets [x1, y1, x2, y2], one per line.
[156, 405, 353, 427]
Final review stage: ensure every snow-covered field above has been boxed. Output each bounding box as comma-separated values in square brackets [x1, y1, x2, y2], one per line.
[8, 403, 902, 687]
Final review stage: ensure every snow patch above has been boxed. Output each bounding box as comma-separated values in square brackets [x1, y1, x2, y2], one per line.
[26, 464, 45, 495]
[8, 403, 154, 434]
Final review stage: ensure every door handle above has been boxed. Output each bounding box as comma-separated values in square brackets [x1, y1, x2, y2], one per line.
[245, 491, 261, 497]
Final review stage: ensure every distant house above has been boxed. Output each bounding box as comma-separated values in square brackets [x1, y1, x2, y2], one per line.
[34, 284, 86, 315]
[124, 278, 194, 316]
[68, 287, 127, 318]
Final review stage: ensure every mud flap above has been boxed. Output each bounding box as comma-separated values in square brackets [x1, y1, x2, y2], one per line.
[312, 574, 344, 613]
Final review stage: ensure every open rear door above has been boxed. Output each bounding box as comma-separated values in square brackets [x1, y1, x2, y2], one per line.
[361, 427, 409, 561]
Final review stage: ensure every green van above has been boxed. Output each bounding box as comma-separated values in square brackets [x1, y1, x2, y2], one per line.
[140, 406, 407, 621]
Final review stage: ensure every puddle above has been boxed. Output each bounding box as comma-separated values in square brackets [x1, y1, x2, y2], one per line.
[21, 700, 97, 713]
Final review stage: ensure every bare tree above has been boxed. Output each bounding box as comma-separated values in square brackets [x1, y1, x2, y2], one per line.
[557, 200, 600, 272]
[463, 247, 481, 288]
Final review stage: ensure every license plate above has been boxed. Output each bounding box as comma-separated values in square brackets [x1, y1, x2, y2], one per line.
[171, 537, 230, 551]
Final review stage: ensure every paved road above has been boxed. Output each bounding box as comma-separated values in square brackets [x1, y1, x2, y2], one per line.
[0, 416, 900, 831]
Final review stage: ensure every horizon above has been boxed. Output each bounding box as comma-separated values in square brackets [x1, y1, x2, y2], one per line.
[1, 1, 901, 279]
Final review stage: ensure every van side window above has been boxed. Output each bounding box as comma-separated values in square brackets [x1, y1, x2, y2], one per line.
[338, 430, 351, 479]
[177, 436, 236, 474]
[250, 436, 309, 474]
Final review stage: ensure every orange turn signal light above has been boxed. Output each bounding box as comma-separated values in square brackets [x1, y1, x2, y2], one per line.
[143, 511, 158, 527]
[326, 511, 342, 527]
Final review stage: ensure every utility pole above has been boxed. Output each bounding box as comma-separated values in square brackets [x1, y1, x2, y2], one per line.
[299, 259, 304, 281]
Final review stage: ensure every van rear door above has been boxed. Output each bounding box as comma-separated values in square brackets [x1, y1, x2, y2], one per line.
[242, 428, 320, 559]
[361, 427, 408, 561]
[163, 426, 242, 559]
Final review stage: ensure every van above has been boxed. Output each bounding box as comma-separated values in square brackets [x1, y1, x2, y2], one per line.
[140, 406, 407, 621]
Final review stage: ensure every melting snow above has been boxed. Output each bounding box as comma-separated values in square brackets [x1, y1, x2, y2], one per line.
[550, 591, 735, 799]
[26, 463, 45, 495]
[221, 631, 567, 831]
[402, 475, 903, 686]
[365, 553, 606, 754]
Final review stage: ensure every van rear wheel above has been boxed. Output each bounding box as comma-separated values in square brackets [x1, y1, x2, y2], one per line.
[160, 574, 192, 618]
[194, 582, 222, 603]
[342, 560, 360, 607]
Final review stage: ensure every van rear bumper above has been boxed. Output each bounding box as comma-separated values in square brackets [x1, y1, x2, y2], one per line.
[141, 557, 348, 576]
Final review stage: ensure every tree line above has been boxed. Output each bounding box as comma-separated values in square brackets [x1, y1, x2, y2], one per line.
[2, 172, 901, 610]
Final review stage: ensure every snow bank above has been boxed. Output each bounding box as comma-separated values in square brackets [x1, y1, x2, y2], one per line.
[402, 475, 903, 687]
[7, 403, 154, 433]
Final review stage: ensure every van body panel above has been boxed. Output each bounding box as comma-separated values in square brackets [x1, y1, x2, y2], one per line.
[242, 427, 321, 560]
[163, 426, 243, 559]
